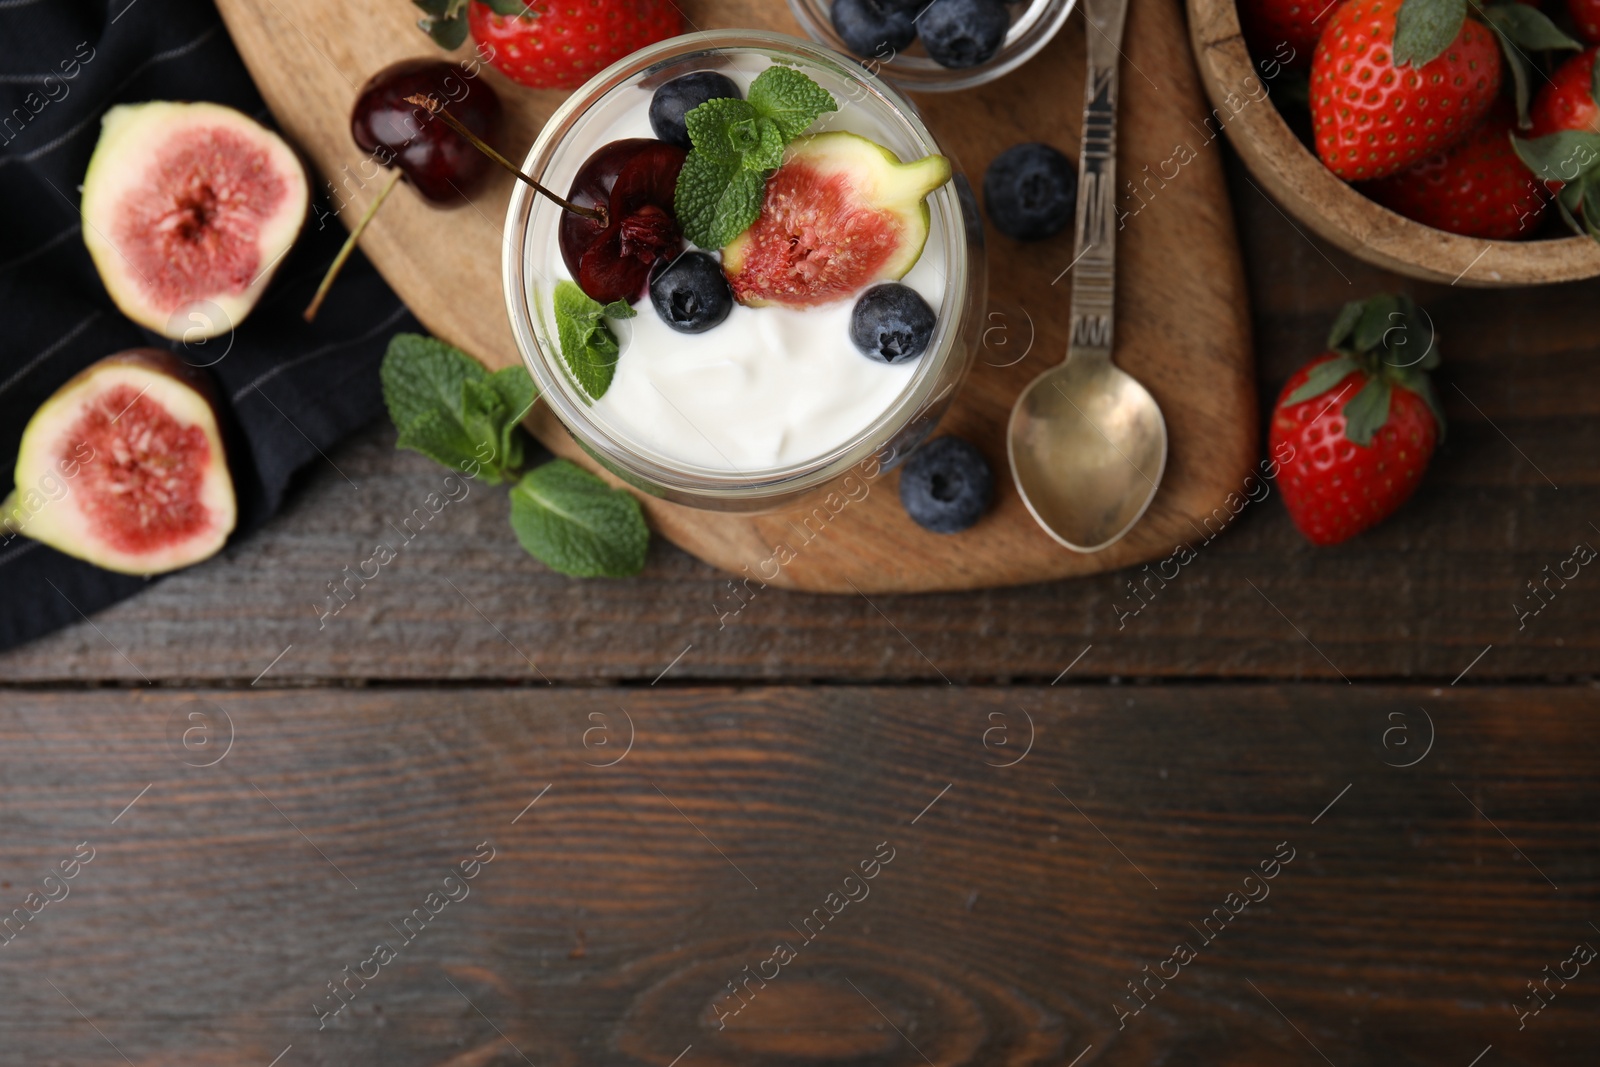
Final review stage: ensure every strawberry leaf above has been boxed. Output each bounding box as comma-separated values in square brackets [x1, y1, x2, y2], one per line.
[1393, 0, 1468, 68]
[1353, 293, 1403, 353]
[1511, 130, 1600, 186]
[1479, 2, 1580, 50]
[418, 13, 469, 49]
[1592, 49, 1600, 109]
[1479, 4, 1580, 125]
[1326, 301, 1365, 352]
[483, 0, 534, 15]
[1582, 181, 1600, 240]
[1342, 376, 1394, 447]
[1285, 355, 1360, 405]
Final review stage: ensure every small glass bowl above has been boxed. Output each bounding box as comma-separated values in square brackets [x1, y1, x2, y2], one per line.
[502, 30, 985, 513]
[785, 0, 1077, 92]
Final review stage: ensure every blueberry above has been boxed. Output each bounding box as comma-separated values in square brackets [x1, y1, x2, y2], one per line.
[983, 142, 1077, 241]
[649, 251, 733, 333]
[831, 0, 920, 58]
[649, 72, 742, 151]
[899, 436, 993, 534]
[917, 0, 1011, 69]
[850, 283, 937, 364]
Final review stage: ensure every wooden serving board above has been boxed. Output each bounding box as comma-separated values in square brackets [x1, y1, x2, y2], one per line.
[214, 0, 1256, 593]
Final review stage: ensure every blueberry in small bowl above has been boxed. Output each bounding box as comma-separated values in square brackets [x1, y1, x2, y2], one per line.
[918, 0, 1013, 69]
[899, 435, 994, 533]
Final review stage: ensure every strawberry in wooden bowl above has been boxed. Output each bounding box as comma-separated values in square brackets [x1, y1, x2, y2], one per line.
[1189, 0, 1600, 284]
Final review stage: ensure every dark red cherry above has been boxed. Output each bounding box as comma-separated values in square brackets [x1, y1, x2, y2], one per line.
[351, 58, 504, 203]
[559, 138, 687, 304]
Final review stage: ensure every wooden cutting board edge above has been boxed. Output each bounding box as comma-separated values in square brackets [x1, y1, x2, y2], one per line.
[213, 0, 1257, 594]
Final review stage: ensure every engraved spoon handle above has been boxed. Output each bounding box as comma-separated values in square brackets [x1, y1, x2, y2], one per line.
[1065, 0, 1130, 366]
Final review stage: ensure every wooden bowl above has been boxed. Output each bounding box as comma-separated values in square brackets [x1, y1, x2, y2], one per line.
[1186, 0, 1600, 286]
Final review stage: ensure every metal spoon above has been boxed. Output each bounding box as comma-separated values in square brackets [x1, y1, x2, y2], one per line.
[1007, 0, 1167, 553]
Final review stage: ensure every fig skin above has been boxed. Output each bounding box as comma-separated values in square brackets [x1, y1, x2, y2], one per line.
[81, 101, 309, 341]
[5, 349, 237, 576]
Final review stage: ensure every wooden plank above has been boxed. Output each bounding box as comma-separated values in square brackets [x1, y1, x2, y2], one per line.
[0, 685, 1595, 1065]
[2, 186, 1595, 684]
[211, 0, 1260, 593]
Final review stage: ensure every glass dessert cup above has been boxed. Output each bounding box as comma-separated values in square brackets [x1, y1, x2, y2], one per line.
[785, 0, 1076, 92]
[503, 29, 984, 513]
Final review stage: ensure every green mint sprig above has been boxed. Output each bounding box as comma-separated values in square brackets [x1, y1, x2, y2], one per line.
[381, 333, 650, 578]
[674, 66, 837, 249]
[553, 281, 634, 401]
[382, 333, 536, 482]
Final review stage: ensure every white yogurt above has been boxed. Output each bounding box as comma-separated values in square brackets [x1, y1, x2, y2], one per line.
[531, 55, 950, 473]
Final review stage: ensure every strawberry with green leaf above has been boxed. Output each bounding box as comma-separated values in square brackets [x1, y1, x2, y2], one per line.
[1270, 294, 1446, 546]
[416, 1, 681, 90]
[1513, 48, 1600, 239]
[1311, 0, 1577, 180]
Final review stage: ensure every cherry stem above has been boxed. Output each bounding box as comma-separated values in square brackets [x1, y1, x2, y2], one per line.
[304, 168, 404, 323]
[404, 93, 607, 225]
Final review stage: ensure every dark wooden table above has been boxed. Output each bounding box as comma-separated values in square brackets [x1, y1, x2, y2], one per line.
[2, 147, 1597, 1067]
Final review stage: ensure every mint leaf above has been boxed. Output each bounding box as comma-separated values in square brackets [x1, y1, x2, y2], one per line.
[482, 0, 531, 15]
[748, 65, 838, 141]
[676, 152, 767, 249]
[382, 333, 481, 430]
[486, 365, 536, 471]
[687, 97, 760, 162]
[553, 281, 633, 400]
[381, 332, 538, 482]
[395, 408, 484, 473]
[1392, 0, 1467, 67]
[674, 67, 836, 249]
[747, 117, 786, 171]
[508, 460, 649, 577]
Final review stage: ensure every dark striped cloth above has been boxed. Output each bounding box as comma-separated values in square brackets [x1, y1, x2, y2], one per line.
[0, 0, 418, 652]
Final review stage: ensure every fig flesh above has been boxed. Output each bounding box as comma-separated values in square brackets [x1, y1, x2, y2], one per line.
[5, 350, 237, 575]
[722, 132, 951, 309]
[81, 101, 309, 340]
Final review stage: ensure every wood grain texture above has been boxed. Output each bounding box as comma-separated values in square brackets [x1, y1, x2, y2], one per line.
[0, 685, 1596, 1066]
[1187, 0, 1600, 287]
[211, 0, 1257, 592]
[2, 179, 1597, 685]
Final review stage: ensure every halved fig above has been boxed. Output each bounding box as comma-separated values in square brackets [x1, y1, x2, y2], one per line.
[4, 350, 236, 575]
[722, 132, 952, 309]
[81, 101, 309, 340]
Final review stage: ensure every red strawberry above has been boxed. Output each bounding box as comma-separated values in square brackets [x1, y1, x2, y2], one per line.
[1238, 0, 1332, 69]
[1569, 0, 1600, 42]
[468, 0, 682, 91]
[1364, 103, 1547, 238]
[1270, 294, 1445, 546]
[1530, 46, 1600, 137]
[1311, 0, 1501, 181]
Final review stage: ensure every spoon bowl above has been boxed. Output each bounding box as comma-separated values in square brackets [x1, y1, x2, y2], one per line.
[1009, 356, 1168, 552]
[1006, 0, 1166, 553]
